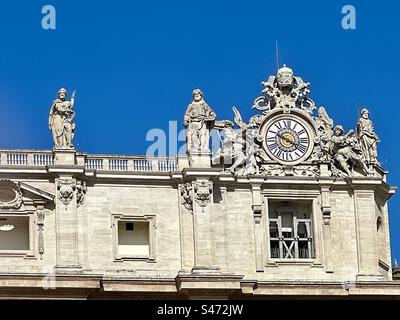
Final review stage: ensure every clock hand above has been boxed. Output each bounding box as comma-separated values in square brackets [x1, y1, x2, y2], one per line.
[277, 133, 295, 146]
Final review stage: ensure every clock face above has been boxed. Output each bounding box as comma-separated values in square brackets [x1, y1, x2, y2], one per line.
[265, 118, 311, 163]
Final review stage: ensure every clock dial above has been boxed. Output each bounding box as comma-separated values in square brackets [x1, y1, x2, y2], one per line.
[266, 118, 310, 163]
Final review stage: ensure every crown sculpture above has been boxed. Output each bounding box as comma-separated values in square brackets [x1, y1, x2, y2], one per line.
[184, 65, 380, 179]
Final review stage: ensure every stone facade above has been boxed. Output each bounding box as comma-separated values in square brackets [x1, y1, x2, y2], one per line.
[0, 68, 398, 299]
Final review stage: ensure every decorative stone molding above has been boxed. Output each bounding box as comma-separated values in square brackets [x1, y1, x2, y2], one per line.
[36, 206, 45, 257]
[180, 183, 193, 211]
[0, 179, 23, 209]
[57, 179, 76, 209]
[294, 165, 320, 177]
[259, 164, 319, 177]
[194, 181, 212, 207]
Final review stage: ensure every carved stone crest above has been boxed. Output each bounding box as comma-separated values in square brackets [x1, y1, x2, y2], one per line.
[194, 181, 212, 207]
[252, 65, 316, 114]
[57, 179, 76, 208]
[0, 179, 23, 209]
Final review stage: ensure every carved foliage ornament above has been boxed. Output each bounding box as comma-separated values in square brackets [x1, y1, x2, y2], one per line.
[37, 207, 45, 256]
[194, 181, 212, 208]
[76, 181, 87, 206]
[0, 179, 23, 209]
[180, 183, 193, 211]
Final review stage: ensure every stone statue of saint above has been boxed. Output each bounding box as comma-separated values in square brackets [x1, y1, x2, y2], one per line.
[184, 89, 216, 152]
[329, 125, 370, 177]
[356, 108, 380, 163]
[48, 88, 76, 149]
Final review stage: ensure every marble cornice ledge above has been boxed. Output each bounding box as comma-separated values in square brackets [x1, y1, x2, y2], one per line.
[101, 277, 178, 293]
[175, 272, 244, 292]
[0, 273, 102, 289]
[47, 165, 85, 174]
[0, 166, 48, 174]
[182, 168, 222, 178]
[92, 171, 172, 180]
[240, 280, 400, 297]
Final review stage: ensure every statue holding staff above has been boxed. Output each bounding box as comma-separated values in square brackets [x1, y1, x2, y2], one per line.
[49, 88, 76, 149]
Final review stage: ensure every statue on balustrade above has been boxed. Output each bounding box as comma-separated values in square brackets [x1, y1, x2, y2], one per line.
[48, 88, 76, 149]
[357, 108, 380, 163]
[184, 89, 216, 153]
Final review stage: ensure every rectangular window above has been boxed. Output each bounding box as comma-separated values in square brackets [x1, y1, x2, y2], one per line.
[268, 200, 314, 259]
[0, 216, 30, 251]
[112, 214, 156, 262]
[118, 221, 149, 257]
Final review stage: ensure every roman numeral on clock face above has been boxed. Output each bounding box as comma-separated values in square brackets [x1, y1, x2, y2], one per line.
[297, 129, 305, 136]
[297, 143, 307, 153]
[269, 143, 278, 151]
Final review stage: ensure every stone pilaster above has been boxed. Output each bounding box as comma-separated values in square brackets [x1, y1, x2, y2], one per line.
[55, 177, 81, 271]
[353, 188, 382, 280]
[191, 179, 218, 273]
[51, 149, 81, 271]
[320, 184, 334, 273]
[178, 183, 195, 272]
[250, 178, 265, 272]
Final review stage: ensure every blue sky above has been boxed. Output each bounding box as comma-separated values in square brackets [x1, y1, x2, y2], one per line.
[0, 1, 398, 263]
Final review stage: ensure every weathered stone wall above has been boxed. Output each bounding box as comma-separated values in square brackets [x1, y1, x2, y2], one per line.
[0, 176, 393, 285]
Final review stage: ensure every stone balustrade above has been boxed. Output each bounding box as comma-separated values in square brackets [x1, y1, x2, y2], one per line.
[83, 155, 177, 172]
[0, 150, 54, 166]
[0, 150, 178, 172]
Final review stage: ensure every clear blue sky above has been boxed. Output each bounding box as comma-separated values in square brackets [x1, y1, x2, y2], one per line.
[0, 1, 398, 263]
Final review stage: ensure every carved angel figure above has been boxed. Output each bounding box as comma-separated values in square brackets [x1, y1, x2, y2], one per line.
[218, 124, 247, 174]
[214, 107, 261, 175]
[49, 88, 76, 149]
[329, 125, 370, 177]
[311, 107, 334, 161]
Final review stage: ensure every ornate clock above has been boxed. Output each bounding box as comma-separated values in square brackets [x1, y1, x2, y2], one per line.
[263, 114, 314, 165]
